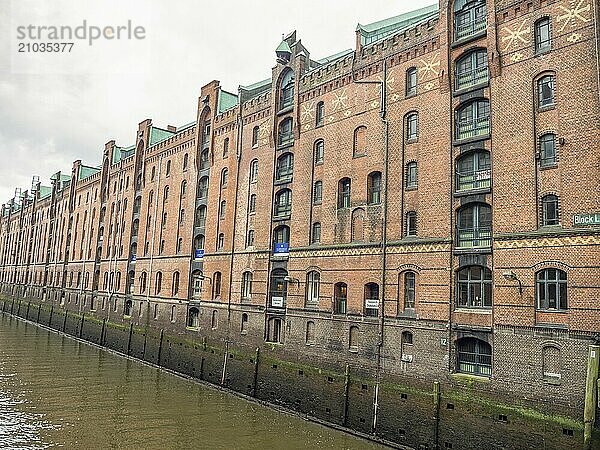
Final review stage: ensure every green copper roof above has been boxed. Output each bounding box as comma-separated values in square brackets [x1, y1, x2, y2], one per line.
[149, 127, 175, 147]
[240, 78, 272, 103]
[276, 40, 292, 54]
[316, 49, 353, 65]
[357, 4, 438, 46]
[218, 90, 239, 114]
[39, 186, 52, 200]
[78, 165, 101, 181]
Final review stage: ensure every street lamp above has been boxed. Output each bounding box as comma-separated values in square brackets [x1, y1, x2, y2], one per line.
[502, 271, 523, 295]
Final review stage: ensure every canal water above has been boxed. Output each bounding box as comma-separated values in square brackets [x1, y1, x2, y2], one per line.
[0, 314, 381, 449]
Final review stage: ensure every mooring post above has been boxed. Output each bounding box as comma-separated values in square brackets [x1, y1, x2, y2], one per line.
[127, 323, 134, 356]
[49, 304, 54, 327]
[583, 345, 599, 449]
[221, 341, 229, 386]
[62, 310, 68, 332]
[142, 330, 147, 360]
[252, 347, 260, 398]
[157, 329, 164, 365]
[200, 356, 205, 380]
[78, 313, 85, 338]
[100, 318, 106, 346]
[343, 364, 350, 427]
[433, 381, 441, 449]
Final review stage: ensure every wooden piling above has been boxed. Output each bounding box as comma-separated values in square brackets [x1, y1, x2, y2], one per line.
[583, 345, 599, 449]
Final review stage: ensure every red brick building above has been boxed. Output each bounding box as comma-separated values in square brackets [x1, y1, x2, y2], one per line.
[1, 0, 599, 434]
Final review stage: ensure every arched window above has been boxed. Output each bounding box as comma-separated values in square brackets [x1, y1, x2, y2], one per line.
[170, 305, 176, 322]
[183, 153, 189, 170]
[124, 299, 132, 317]
[539, 133, 557, 166]
[351, 208, 365, 242]
[221, 168, 228, 188]
[349, 325, 359, 351]
[179, 208, 185, 224]
[223, 137, 229, 158]
[311, 222, 321, 244]
[133, 197, 141, 214]
[367, 171, 382, 205]
[537, 74, 556, 108]
[132, 219, 140, 236]
[166, 160, 171, 176]
[181, 180, 187, 197]
[250, 159, 259, 182]
[270, 269, 288, 308]
[217, 233, 225, 250]
[406, 112, 418, 140]
[276, 153, 294, 181]
[188, 307, 200, 328]
[456, 150, 491, 192]
[338, 178, 351, 208]
[401, 331, 413, 358]
[406, 211, 417, 236]
[249, 194, 257, 213]
[115, 271, 121, 290]
[455, 49, 488, 90]
[542, 194, 559, 226]
[457, 337, 492, 376]
[200, 149, 210, 170]
[252, 126, 260, 147]
[139, 272, 147, 293]
[542, 346, 561, 381]
[219, 200, 226, 218]
[163, 185, 169, 201]
[177, 238, 183, 253]
[313, 181, 323, 204]
[306, 321, 315, 344]
[454, 0, 487, 41]
[274, 189, 292, 217]
[273, 225, 290, 248]
[155, 271, 162, 295]
[241, 313, 249, 333]
[456, 266, 492, 308]
[316, 101, 325, 127]
[406, 67, 417, 96]
[404, 271, 416, 309]
[241, 271, 253, 301]
[535, 17, 551, 53]
[130, 242, 137, 259]
[246, 229, 255, 247]
[536, 268, 567, 310]
[172, 271, 180, 296]
[334, 282, 348, 314]
[406, 161, 418, 189]
[191, 270, 203, 299]
[456, 99, 490, 140]
[314, 140, 324, 164]
[457, 203, 492, 248]
[278, 118, 293, 146]
[305, 271, 320, 307]
[267, 317, 283, 343]
[364, 283, 379, 317]
[201, 120, 211, 146]
[195, 205, 207, 228]
[194, 235, 205, 256]
[279, 69, 294, 109]
[213, 272, 222, 299]
[197, 176, 209, 198]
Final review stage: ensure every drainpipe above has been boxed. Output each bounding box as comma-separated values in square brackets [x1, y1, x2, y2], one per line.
[351, 51, 389, 435]
[226, 104, 244, 329]
[78, 188, 94, 314]
[146, 156, 163, 325]
[107, 171, 125, 322]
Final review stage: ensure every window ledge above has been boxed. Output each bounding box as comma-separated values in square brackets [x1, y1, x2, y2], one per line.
[274, 178, 293, 186]
[313, 201, 322, 206]
[186, 326, 200, 331]
[315, 123, 324, 129]
[536, 310, 569, 315]
[538, 104, 556, 112]
[406, 138, 418, 144]
[539, 163, 558, 170]
[535, 48, 552, 57]
[277, 105, 294, 116]
[405, 92, 417, 99]
[451, 372, 491, 383]
[453, 81, 489, 97]
[454, 308, 492, 314]
[453, 134, 491, 146]
[353, 153, 367, 159]
[454, 187, 491, 197]
[453, 246, 492, 255]
[314, 161, 324, 166]
[277, 141, 294, 150]
[405, 186, 418, 192]
[348, 348, 358, 353]
[272, 214, 291, 222]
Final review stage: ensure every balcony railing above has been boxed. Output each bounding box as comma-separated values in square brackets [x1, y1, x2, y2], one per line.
[455, 17, 486, 41]
[456, 169, 491, 192]
[456, 66, 489, 91]
[456, 116, 490, 141]
[457, 227, 492, 248]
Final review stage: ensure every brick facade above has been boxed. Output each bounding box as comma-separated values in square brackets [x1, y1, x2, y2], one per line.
[1, 0, 599, 423]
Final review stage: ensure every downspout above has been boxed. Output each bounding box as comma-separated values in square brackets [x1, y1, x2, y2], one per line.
[146, 156, 163, 325]
[227, 106, 244, 330]
[351, 50, 388, 435]
[78, 189, 93, 314]
[107, 171, 125, 322]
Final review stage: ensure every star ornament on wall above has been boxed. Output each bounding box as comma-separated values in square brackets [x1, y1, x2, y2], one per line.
[331, 89, 348, 112]
[501, 19, 530, 52]
[418, 56, 441, 79]
[557, 0, 591, 32]
[300, 101, 315, 122]
[376, 68, 397, 90]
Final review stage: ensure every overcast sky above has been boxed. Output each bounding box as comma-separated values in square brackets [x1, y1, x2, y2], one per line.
[0, 0, 435, 203]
